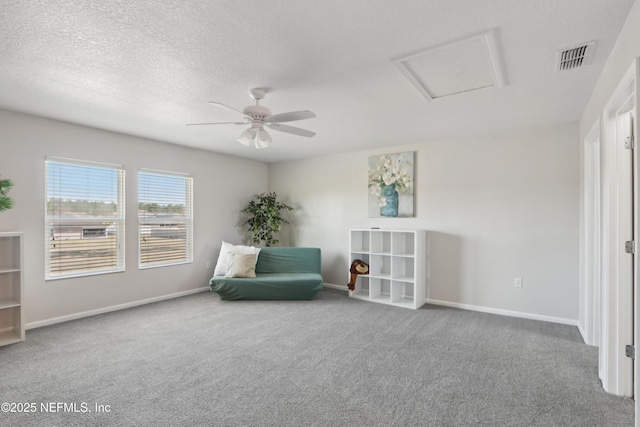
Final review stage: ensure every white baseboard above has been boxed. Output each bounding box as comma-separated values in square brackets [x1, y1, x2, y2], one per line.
[324, 284, 579, 328]
[576, 322, 588, 344]
[425, 298, 580, 327]
[26, 287, 210, 330]
[323, 282, 348, 291]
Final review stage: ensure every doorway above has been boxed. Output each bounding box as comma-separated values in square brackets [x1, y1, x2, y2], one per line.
[583, 122, 600, 348]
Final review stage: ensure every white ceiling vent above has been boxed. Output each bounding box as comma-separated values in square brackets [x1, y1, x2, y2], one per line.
[556, 42, 595, 72]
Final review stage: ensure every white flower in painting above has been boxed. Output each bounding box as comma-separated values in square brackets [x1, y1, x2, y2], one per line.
[368, 152, 414, 207]
[382, 172, 395, 186]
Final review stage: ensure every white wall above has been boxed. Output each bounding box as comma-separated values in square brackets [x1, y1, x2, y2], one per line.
[0, 109, 268, 325]
[580, 0, 640, 139]
[269, 123, 580, 321]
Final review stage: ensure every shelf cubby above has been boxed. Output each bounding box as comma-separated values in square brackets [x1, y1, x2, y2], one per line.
[370, 254, 392, 279]
[370, 231, 392, 254]
[351, 275, 370, 299]
[392, 257, 415, 282]
[392, 232, 415, 256]
[391, 281, 415, 308]
[350, 252, 370, 266]
[369, 278, 391, 303]
[350, 229, 370, 253]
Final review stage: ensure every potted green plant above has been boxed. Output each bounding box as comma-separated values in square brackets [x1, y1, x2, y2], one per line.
[241, 192, 293, 247]
[0, 177, 14, 212]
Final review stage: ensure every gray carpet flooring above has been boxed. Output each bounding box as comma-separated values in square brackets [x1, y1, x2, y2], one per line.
[0, 288, 634, 426]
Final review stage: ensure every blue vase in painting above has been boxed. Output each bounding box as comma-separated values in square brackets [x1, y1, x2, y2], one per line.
[380, 184, 399, 217]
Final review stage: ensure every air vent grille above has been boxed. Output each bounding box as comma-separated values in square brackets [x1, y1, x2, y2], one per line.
[557, 42, 595, 71]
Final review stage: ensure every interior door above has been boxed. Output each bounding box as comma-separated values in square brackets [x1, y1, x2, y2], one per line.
[619, 110, 635, 397]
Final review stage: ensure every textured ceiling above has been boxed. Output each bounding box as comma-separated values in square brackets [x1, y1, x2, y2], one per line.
[0, 0, 635, 163]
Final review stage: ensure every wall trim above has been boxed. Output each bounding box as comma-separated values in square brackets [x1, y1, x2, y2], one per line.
[26, 287, 210, 330]
[325, 283, 581, 328]
[323, 282, 348, 291]
[425, 298, 580, 327]
[577, 321, 591, 346]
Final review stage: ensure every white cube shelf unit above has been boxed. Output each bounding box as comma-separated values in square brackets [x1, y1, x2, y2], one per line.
[0, 232, 24, 346]
[349, 228, 426, 309]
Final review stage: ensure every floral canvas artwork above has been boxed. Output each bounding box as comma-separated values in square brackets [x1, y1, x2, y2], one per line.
[368, 151, 414, 217]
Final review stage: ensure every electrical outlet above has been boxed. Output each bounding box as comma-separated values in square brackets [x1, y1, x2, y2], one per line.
[514, 278, 522, 288]
[206, 261, 211, 269]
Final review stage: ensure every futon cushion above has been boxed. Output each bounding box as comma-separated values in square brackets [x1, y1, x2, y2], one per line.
[210, 273, 323, 300]
[255, 247, 321, 274]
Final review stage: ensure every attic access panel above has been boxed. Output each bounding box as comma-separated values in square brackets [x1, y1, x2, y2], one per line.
[393, 30, 505, 101]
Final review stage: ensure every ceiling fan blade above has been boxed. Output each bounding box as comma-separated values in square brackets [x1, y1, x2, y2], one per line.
[185, 121, 245, 126]
[208, 101, 248, 117]
[264, 110, 316, 123]
[266, 123, 316, 137]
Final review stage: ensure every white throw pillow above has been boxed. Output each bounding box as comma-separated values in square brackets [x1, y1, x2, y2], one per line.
[213, 241, 261, 276]
[225, 252, 258, 278]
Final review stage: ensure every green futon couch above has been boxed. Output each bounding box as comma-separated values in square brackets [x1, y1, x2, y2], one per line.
[209, 247, 323, 300]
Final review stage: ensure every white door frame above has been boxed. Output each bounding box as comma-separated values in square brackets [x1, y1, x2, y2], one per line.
[632, 58, 640, 427]
[583, 121, 601, 348]
[599, 59, 637, 398]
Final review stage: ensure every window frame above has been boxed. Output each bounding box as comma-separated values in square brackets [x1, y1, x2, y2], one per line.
[137, 168, 193, 269]
[45, 157, 125, 280]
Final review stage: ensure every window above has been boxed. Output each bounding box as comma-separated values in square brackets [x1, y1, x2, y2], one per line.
[45, 158, 125, 279]
[138, 170, 193, 268]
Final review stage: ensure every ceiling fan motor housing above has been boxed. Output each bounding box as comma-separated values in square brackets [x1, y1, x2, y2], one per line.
[243, 104, 272, 121]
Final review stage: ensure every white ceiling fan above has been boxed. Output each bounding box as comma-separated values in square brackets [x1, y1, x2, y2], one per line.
[186, 88, 316, 149]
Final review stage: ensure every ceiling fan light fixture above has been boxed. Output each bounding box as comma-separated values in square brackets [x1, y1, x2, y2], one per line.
[237, 128, 255, 147]
[255, 128, 272, 149]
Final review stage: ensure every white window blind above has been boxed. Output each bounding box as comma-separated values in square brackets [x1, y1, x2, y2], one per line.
[45, 158, 125, 280]
[138, 170, 193, 268]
